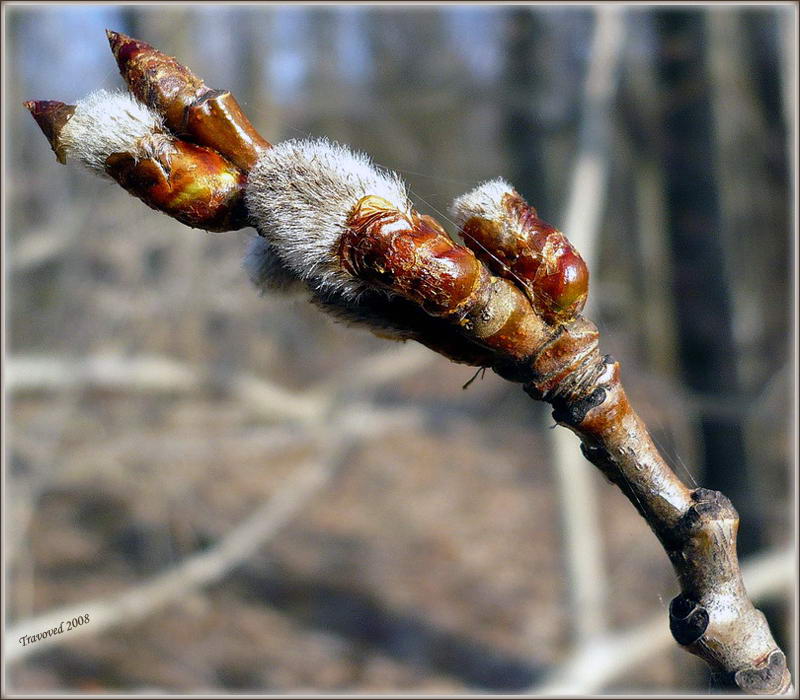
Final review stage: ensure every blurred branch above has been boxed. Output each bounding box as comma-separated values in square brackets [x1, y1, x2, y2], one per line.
[9, 226, 76, 273]
[6, 343, 435, 423]
[7, 404, 422, 663]
[7, 352, 327, 424]
[6, 380, 90, 621]
[534, 547, 794, 694]
[316, 342, 434, 395]
[6, 354, 200, 394]
[546, 5, 626, 645]
[561, 7, 625, 267]
[7, 459, 332, 663]
[781, 8, 796, 150]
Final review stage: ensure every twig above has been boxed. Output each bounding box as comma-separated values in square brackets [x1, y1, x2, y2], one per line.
[526, 330, 794, 693]
[534, 547, 794, 694]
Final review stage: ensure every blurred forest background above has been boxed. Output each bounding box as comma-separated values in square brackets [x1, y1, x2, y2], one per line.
[4, 3, 796, 694]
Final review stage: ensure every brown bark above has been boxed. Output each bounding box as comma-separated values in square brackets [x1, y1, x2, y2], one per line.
[525, 315, 793, 694]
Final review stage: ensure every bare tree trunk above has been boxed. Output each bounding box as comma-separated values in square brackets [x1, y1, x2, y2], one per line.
[501, 8, 552, 214]
[653, 10, 758, 558]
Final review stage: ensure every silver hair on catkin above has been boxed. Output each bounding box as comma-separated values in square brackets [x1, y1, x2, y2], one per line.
[450, 178, 516, 228]
[58, 90, 168, 174]
[244, 137, 411, 300]
[243, 236, 308, 297]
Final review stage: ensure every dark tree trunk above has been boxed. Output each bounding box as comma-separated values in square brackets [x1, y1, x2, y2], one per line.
[653, 10, 760, 555]
[501, 9, 551, 214]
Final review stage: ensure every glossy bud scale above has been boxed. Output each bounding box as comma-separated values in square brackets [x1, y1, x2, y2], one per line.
[453, 183, 589, 324]
[341, 195, 550, 361]
[104, 140, 248, 232]
[107, 30, 270, 171]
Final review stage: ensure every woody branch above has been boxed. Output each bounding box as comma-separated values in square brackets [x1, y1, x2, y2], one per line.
[25, 30, 792, 694]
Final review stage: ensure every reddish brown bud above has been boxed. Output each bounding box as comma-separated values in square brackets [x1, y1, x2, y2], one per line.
[104, 140, 248, 232]
[340, 195, 550, 361]
[106, 29, 270, 170]
[24, 100, 76, 164]
[460, 192, 589, 324]
[340, 195, 482, 315]
[106, 30, 204, 132]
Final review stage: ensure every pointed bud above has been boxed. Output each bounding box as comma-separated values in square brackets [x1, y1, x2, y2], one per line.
[106, 29, 204, 132]
[106, 29, 270, 170]
[28, 90, 247, 231]
[24, 100, 76, 163]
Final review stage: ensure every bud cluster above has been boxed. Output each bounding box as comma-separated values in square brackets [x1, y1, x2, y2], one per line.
[26, 28, 591, 377]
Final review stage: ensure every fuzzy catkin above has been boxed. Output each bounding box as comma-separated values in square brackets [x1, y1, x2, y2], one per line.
[58, 90, 169, 174]
[245, 137, 411, 300]
[243, 235, 308, 296]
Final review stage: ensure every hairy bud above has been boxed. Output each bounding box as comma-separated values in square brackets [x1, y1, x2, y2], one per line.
[452, 179, 589, 324]
[245, 137, 550, 364]
[47, 90, 164, 174]
[244, 235, 500, 368]
[244, 236, 308, 296]
[245, 137, 411, 299]
[26, 90, 247, 231]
